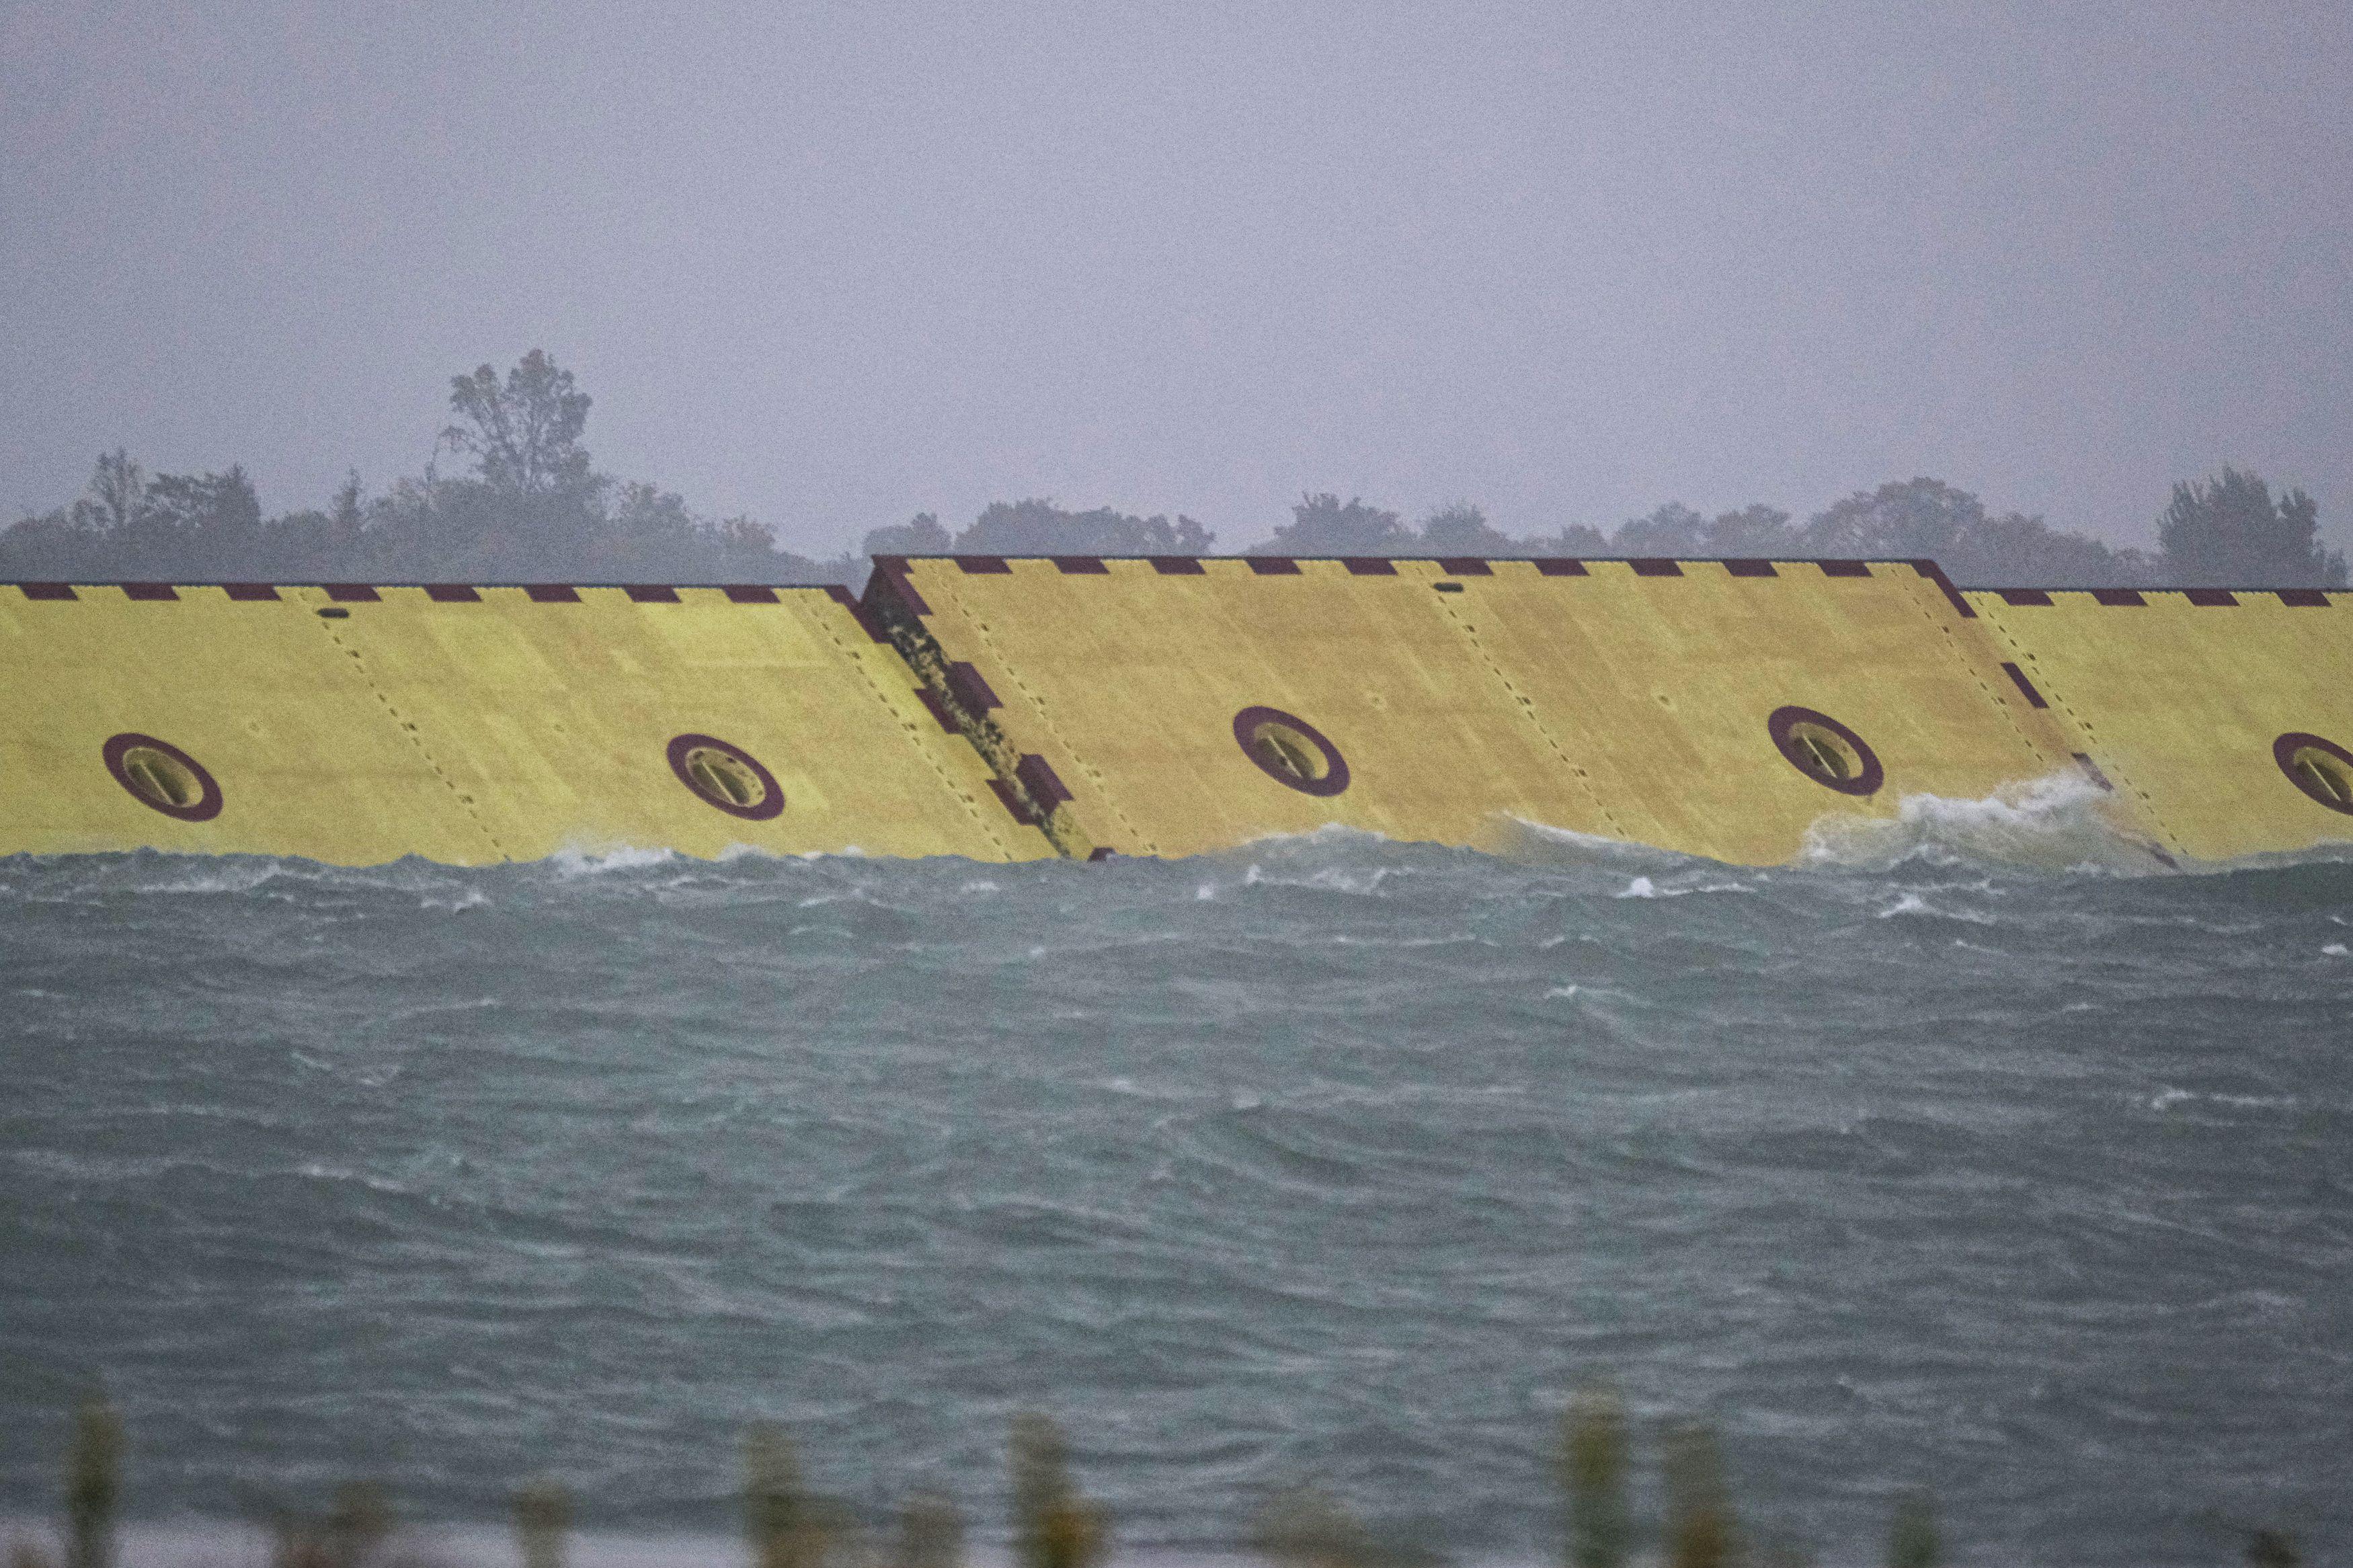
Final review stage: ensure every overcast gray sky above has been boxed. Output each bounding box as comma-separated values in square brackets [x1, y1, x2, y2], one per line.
[5, 1, 2348, 554]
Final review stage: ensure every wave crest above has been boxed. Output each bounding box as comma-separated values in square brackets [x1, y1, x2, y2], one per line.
[1801, 772, 2168, 874]
[1501, 774, 2177, 876]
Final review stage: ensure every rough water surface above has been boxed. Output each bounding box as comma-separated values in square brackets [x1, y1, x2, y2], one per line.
[3, 815, 2350, 1565]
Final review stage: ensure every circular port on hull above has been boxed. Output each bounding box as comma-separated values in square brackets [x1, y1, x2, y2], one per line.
[2274, 733, 2353, 815]
[103, 733, 223, 821]
[1232, 706, 1350, 797]
[666, 733, 785, 819]
[1767, 706, 1884, 796]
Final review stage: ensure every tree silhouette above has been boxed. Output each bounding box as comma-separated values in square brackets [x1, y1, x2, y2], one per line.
[1804, 479, 1981, 559]
[441, 349, 595, 497]
[2156, 467, 2344, 587]
[953, 499, 1213, 556]
[863, 511, 955, 557]
[84, 450, 145, 534]
[1419, 501, 1517, 554]
[1267, 493, 1412, 554]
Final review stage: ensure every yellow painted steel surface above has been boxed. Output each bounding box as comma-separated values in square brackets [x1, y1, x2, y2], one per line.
[880, 556, 1616, 858]
[1969, 587, 2353, 862]
[0, 584, 493, 862]
[0, 583, 1047, 865]
[14, 569, 2344, 870]
[1425, 559, 2100, 863]
[876, 556, 2089, 864]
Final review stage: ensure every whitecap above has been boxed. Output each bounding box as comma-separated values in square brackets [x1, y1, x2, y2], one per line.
[1802, 771, 2167, 874]
[296, 1161, 410, 1194]
[549, 844, 679, 876]
[1240, 860, 1394, 897]
[1498, 815, 1706, 872]
[1877, 891, 1998, 923]
[2149, 1087, 2297, 1112]
[1617, 871, 1753, 899]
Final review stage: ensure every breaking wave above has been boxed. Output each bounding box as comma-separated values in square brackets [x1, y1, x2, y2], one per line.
[1798, 770, 2169, 874]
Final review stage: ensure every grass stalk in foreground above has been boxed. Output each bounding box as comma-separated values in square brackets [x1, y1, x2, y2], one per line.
[514, 1481, 570, 1568]
[1012, 1413, 1107, 1568]
[63, 1398, 121, 1568]
[1661, 1421, 1734, 1568]
[1559, 1387, 1629, 1568]
[893, 1493, 963, 1568]
[1, 1397, 2317, 1568]
[1886, 1490, 1937, 1568]
[745, 1423, 819, 1568]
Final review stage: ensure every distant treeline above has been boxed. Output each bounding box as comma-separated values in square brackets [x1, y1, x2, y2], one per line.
[1263, 477, 2344, 589]
[5, 352, 2343, 589]
[0, 354, 857, 589]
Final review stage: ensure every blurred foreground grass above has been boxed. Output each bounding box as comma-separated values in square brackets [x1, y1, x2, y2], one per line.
[5, 1394, 2305, 1568]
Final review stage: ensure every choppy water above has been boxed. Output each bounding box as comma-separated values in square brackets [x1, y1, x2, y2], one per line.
[3, 792, 2350, 1565]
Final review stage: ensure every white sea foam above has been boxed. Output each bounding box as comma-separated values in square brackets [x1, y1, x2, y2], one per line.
[1614, 870, 1753, 899]
[1502, 791, 2164, 880]
[2150, 1087, 2300, 1112]
[1876, 890, 1999, 923]
[1497, 815, 1693, 870]
[1240, 858, 1396, 897]
[547, 843, 681, 876]
[45, 854, 306, 899]
[1800, 771, 2167, 874]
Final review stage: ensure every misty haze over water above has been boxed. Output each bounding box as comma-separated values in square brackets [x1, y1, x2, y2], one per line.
[5, 7, 2351, 577]
[5, 352, 2343, 591]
